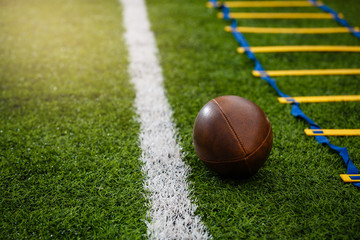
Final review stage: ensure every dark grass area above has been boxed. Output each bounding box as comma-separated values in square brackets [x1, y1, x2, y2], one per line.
[147, 0, 360, 238]
[0, 0, 147, 238]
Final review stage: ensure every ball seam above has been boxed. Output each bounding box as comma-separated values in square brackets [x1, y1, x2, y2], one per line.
[211, 99, 248, 156]
[197, 125, 272, 164]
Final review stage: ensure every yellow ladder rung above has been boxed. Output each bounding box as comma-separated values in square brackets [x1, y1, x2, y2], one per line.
[304, 129, 360, 136]
[207, 1, 317, 8]
[225, 26, 359, 34]
[253, 69, 360, 77]
[218, 12, 342, 19]
[237, 45, 360, 53]
[278, 95, 360, 104]
[340, 174, 360, 183]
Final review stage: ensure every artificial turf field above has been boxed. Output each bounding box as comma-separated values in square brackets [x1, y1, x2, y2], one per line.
[1, 0, 360, 239]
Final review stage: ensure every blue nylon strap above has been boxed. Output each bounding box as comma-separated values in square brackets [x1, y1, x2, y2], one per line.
[308, 0, 360, 39]
[210, 0, 231, 20]
[221, 5, 230, 20]
[220, 15, 360, 187]
[291, 104, 321, 128]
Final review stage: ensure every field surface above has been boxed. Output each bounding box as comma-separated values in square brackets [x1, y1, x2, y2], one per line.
[0, 0, 147, 238]
[1, 0, 360, 239]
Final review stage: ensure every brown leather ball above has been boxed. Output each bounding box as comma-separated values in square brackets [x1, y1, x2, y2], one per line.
[193, 95, 273, 178]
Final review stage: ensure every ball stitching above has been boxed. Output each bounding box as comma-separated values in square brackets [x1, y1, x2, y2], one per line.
[211, 99, 248, 156]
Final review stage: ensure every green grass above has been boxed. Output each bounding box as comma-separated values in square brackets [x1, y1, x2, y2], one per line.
[147, 0, 360, 238]
[0, 0, 147, 238]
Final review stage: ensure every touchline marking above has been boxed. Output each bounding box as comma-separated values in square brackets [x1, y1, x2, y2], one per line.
[120, 0, 210, 239]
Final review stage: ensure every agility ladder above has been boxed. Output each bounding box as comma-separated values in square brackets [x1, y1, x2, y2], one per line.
[208, 0, 360, 187]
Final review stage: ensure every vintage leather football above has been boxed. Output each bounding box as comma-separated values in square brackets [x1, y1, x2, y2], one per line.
[193, 95, 273, 178]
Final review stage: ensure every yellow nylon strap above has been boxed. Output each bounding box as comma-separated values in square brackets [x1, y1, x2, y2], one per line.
[207, 1, 316, 8]
[253, 69, 360, 77]
[225, 26, 357, 34]
[278, 95, 360, 104]
[304, 129, 360, 136]
[237, 45, 360, 53]
[219, 12, 343, 19]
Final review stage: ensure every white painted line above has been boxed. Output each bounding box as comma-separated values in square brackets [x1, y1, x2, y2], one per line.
[120, 0, 211, 239]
